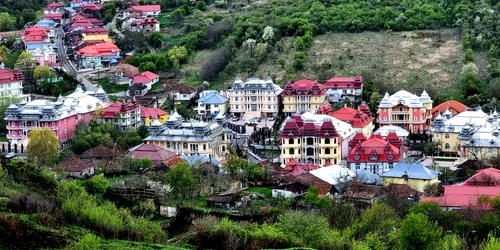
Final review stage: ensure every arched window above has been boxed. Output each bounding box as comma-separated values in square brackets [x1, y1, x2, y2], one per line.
[445, 133, 450, 139]
[445, 143, 450, 149]
[325, 148, 331, 154]
[288, 138, 294, 144]
[289, 148, 294, 154]
[222, 145, 226, 151]
[183, 143, 188, 149]
[325, 138, 330, 144]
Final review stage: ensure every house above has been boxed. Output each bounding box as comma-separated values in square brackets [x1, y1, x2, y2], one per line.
[347, 133, 406, 175]
[344, 182, 422, 205]
[272, 172, 332, 198]
[4, 86, 108, 149]
[82, 27, 112, 43]
[32, 46, 57, 67]
[128, 83, 148, 97]
[77, 42, 121, 68]
[140, 106, 168, 126]
[81, 3, 104, 18]
[23, 26, 56, 52]
[127, 143, 177, 166]
[324, 76, 363, 103]
[196, 91, 229, 118]
[281, 79, 326, 115]
[422, 168, 500, 210]
[279, 115, 342, 167]
[319, 102, 374, 137]
[378, 90, 433, 133]
[431, 100, 469, 119]
[43, 13, 63, 23]
[108, 64, 139, 85]
[166, 84, 197, 104]
[70, 0, 89, 8]
[43, 2, 65, 15]
[309, 163, 356, 193]
[431, 108, 489, 157]
[128, 71, 160, 96]
[125, 5, 161, 18]
[0, 68, 24, 97]
[94, 99, 142, 131]
[381, 160, 439, 192]
[344, 182, 383, 205]
[80, 145, 121, 161]
[227, 77, 282, 120]
[60, 157, 95, 178]
[280, 111, 356, 164]
[144, 111, 232, 160]
[131, 18, 160, 33]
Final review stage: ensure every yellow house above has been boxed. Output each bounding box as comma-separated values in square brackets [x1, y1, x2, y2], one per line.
[82, 27, 113, 43]
[281, 79, 326, 115]
[431, 109, 489, 157]
[381, 161, 439, 192]
[279, 115, 342, 167]
[141, 107, 168, 127]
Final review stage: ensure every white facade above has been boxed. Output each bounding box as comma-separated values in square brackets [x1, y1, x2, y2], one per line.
[197, 91, 229, 118]
[227, 77, 282, 119]
[0, 80, 23, 96]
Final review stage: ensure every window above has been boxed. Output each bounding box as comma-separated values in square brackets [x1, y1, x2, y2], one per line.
[414, 116, 417, 121]
[445, 143, 450, 149]
[334, 148, 337, 154]
[268, 105, 271, 109]
[307, 138, 314, 145]
[289, 148, 294, 154]
[203, 144, 206, 150]
[445, 133, 450, 139]
[325, 138, 330, 144]
[288, 138, 294, 144]
[356, 163, 360, 169]
[383, 116, 387, 121]
[52, 122, 55, 127]
[183, 143, 188, 149]
[183, 94, 187, 98]
[268, 97, 271, 101]
[325, 148, 331, 154]
[235, 97, 238, 101]
[488, 148, 493, 153]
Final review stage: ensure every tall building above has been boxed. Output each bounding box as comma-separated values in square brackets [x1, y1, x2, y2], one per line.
[279, 114, 342, 167]
[4, 86, 108, 149]
[377, 90, 433, 133]
[281, 79, 326, 115]
[0, 69, 24, 97]
[227, 77, 283, 121]
[144, 111, 232, 160]
[431, 100, 469, 119]
[95, 98, 142, 131]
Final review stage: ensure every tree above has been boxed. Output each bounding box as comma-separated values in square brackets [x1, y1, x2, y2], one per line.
[483, 234, 500, 250]
[0, 12, 16, 32]
[84, 173, 111, 196]
[201, 44, 232, 81]
[243, 39, 256, 57]
[33, 66, 56, 82]
[255, 43, 268, 60]
[369, 90, 383, 114]
[275, 210, 330, 247]
[195, 1, 206, 11]
[356, 203, 399, 238]
[167, 46, 188, 69]
[27, 128, 58, 166]
[138, 61, 157, 73]
[148, 32, 164, 48]
[400, 213, 443, 250]
[223, 154, 245, 177]
[262, 26, 274, 43]
[162, 162, 195, 200]
[0, 45, 8, 61]
[172, 8, 186, 24]
[464, 48, 474, 64]
[292, 52, 308, 71]
[15, 51, 35, 68]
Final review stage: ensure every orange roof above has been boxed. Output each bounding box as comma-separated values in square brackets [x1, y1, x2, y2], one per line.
[77, 42, 120, 58]
[140, 106, 167, 119]
[431, 100, 469, 116]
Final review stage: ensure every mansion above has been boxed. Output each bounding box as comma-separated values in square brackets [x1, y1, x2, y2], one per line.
[281, 79, 326, 115]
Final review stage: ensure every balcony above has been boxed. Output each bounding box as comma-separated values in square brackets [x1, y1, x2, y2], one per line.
[391, 111, 410, 114]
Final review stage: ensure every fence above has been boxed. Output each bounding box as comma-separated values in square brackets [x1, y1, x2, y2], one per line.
[111, 187, 156, 199]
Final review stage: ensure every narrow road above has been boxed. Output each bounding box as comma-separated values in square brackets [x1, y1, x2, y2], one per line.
[55, 27, 98, 92]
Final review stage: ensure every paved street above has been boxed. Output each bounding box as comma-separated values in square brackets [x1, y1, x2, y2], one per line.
[55, 27, 98, 92]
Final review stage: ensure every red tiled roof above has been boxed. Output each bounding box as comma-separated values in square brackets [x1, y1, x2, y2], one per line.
[347, 134, 402, 163]
[135, 18, 159, 25]
[131, 5, 161, 12]
[462, 168, 500, 186]
[281, 79, 325, 96]
[421, 186, 500, 210]
[324, 75, 363, 89]
[140, 106, 167, 119]
[280, 117, 338, 138]
[82, 3, 103, 11]
[129, 144, 177, 165]
[43, 14, 63, 21]
[385, 183, 423, 197]
[77, 42, 120, 58]
[84, 27, 108, 35]
[331, 106, 373, 128]
[23, 26, 50, 42]
[108, 63, 139, 77]
[80, 145, 121, 159]
[44, 2, 65, 10]
[431, 100, 470, 117]
[0, 69, 23, 84]
[166, 84, 196, 94]
[99, 101, 140, 118]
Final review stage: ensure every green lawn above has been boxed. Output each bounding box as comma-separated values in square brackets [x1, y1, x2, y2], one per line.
[95, 78, 129, 93]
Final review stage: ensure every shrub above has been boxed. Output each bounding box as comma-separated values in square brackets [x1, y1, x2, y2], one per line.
[292, 52, 308, 71]
[84, 174, 111, 196]
[249, 224, 292, 249]
[275, 210, 331, 246]
[70, 234, 101, 250]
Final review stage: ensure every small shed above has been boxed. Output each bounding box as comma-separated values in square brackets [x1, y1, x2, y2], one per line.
[60, 157, 95, 178]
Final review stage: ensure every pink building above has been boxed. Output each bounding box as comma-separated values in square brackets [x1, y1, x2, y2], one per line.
[32, 46, 57, 67]
[4, 86, 109, 149]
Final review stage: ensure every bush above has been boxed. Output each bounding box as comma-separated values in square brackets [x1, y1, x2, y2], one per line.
[84, 174, 111, 196]
[275, 210, 331, 246]
[292, 52, 308, 71]
[70, 234, 101, 250]
[249, 224, 292, 249]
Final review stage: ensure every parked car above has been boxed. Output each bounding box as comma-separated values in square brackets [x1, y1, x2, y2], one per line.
[5, 153, 15, 159]
[269, 117, 275, 121]
[232, 117, 240, 122]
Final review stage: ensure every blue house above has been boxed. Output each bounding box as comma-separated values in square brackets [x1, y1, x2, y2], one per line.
[197, 91, 229, 118]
